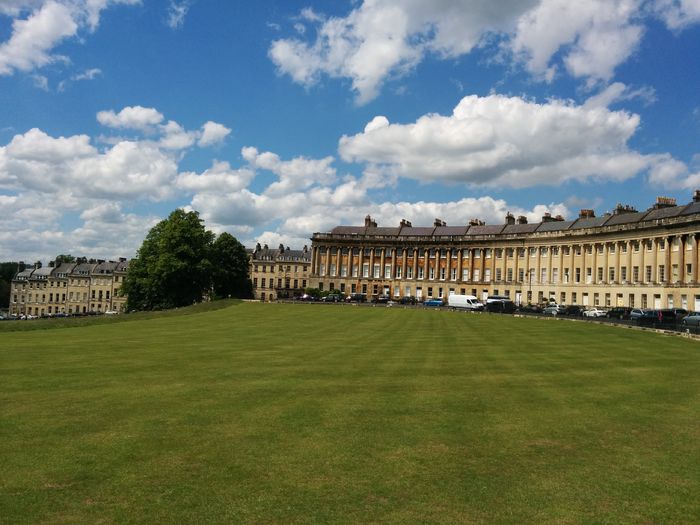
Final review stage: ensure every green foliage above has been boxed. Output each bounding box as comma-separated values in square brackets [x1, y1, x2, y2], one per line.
[304, 287, 321, 299]
[123, 209, 249, 311]
[211, 232, 253, 299]
[0, 261, 23, 309]
[54, 254, 75, 264]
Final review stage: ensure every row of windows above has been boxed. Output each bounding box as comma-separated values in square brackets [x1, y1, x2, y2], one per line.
[315, 263, 689, 285]
[252, 278, 308, 290]
[318, 239, 681, 258]
[252, 264, 308, 273]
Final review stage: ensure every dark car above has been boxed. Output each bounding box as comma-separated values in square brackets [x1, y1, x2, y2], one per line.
[518, 304, 542, 314]
[607, 307, 632, 320]
[322, 293, 344, 302]
[485, 300, 516, 314]
[399, 296, 416, 305]
[372, 295, 391, 304]
[637, 309, 677, 327]
[670, 308, 689, 321]
[560, 305, 583, 316]
[345, 293, 367, 303]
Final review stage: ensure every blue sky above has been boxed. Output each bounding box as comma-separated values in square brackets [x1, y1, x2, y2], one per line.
[1, 0, 700, 262]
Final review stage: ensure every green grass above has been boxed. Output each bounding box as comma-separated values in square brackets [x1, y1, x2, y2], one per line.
[1, 302, 699, 524]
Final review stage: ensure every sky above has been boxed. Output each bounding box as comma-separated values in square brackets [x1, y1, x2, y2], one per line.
[1, 0, 700, 263]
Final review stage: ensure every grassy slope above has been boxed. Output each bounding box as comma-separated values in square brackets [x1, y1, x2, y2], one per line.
[1, 303, 699, 524]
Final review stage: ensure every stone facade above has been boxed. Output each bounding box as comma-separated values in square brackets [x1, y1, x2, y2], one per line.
[9, 258, 129, 316]
[310, 193, 700, 310]
[249, 244, 311, 301]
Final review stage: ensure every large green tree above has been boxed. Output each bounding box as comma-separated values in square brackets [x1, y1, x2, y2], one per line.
[211, 232, 253, 299]
[123, 210, 215, 310]
[122, 209, 251, 311]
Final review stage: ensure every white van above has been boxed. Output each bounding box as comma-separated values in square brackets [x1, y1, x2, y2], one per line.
[447, 294, 484, 310]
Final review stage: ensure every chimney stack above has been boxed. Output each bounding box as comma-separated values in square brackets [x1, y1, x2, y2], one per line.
[579, 209, 595, 219]
[505, 212, 515, 225]
[654, 196, 676, 209]
[433, 218, 446, 227]
[693, 190, 700, 203]
[516, 215, 528, 225]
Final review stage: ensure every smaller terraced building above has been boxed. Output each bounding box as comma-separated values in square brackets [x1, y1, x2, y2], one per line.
[9, 258, 128, 316]
[249, 244, 311, 301]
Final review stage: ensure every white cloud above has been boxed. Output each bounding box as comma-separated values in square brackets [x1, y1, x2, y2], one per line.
[339, 93, 656, 188]
[176, 160, 255, 193]
[97, 105, 165, 131]
[0, 0, 140, 76]
[58, 67, 102, 91]
[269, 0, 700, 103]
[583, 82, 656, 109]
[653, 0, 700, 29]
[166, 0, 192, 30]
[198, 121, 231, 147]
[0, 1, 78, 75]
[242, 146, 336, 196]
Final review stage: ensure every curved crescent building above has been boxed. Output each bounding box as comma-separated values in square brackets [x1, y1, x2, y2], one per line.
[310, 192, 700, 311]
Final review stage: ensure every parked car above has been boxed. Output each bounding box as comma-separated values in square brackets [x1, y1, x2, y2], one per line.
[637, 309, 677, 327]
[485, 300, 516, 313]
[629, 308, 647, 321]
[681, 313, 700, 327]
[423, 298, 444, 307]
[399, 296, 416, 305]
[542, 305, 564, 316]
[345, 293, 367, 303]
[670, 308, 689, 320]
[323, 293, 344, 303]
[560, 305, 583, 316]
[583, 308, 607, 318]
[518, 304, 542, 314]
[606, 307, 632, 319]
[371, 295, 391, 304]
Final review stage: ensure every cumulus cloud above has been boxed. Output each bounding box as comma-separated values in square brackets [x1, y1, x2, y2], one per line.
[338, 93, 659, 188]
[97, 105, 165, 131]
[177, 160, 255, 193]
[198, 121, 231, 147]
[242, 146, 337, 196]
[0, 1, 77, 75]
[269, 0, 700, 103]
[0, 0, 140, 76]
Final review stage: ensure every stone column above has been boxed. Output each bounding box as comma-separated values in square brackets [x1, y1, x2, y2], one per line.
[457, 248, 464, 282]
[651, 238, 658, 283]
[664, 236, 672, 283]
[413, 248, 418, 280]
[678, 235, 686, 283]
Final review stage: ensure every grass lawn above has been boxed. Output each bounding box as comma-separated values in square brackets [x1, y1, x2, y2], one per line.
[1, 302, 699, 524]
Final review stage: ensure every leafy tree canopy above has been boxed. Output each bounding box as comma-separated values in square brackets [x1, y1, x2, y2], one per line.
[54, 254, 75, 264]
[122, 209, 252, 311]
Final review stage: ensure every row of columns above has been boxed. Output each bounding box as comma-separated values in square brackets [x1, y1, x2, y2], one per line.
[312, 233, 699, 286]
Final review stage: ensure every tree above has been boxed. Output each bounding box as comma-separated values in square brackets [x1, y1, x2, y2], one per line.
[0, 262, 23, 309]
[210, 232, 253, 299]
[122, 209, 215, 311]
[54, 254, 75, 264]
